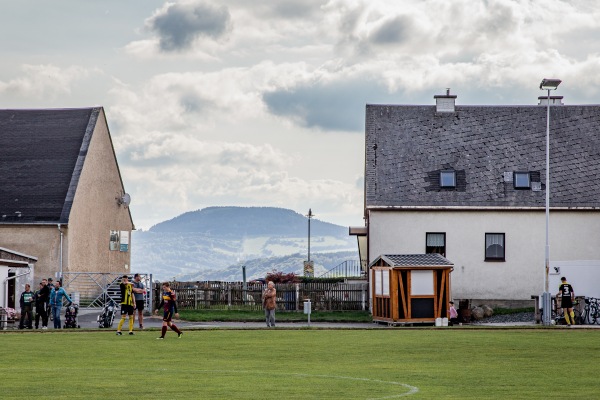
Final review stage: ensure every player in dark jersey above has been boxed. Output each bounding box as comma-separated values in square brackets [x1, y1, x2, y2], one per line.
[154, 282, 183, 339]
[557, 276, 575, 325]
[116, 275, 136, 335]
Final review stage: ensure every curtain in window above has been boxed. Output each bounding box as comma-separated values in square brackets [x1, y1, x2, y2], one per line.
[486, 234, 504, 247]
[486, 234, 505, 258]
[427, 233, 445, 247]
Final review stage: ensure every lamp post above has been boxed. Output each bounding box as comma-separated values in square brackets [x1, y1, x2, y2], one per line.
[306, 208, 313, 262]
[539, 78, 561, 325]
[304, 209, 314, 277]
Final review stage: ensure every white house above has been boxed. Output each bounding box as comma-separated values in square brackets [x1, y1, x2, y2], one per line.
[0, 247, 37, 309]
[353, 92, 600, 306]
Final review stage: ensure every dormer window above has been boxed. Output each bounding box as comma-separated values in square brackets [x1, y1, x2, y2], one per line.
[440, 171, 456, 188]
[514, 172, 531, 189]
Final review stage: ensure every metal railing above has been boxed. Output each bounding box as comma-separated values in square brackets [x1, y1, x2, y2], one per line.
[318, 260, 365, 279]
[159, 280, 369, 312]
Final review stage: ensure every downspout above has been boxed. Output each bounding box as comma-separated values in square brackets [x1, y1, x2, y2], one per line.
[58, 224, 64, 281]
[3, 265, 31, 308]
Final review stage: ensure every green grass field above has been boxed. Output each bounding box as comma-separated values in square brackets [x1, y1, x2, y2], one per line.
[1, 328, 598, 399]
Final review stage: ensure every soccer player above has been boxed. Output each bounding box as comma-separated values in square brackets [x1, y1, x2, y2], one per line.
[116, 275, 135, 335]
[557, 276, 575, 326]
[132, 273, 146, 329]
[154, 282, 183, 339]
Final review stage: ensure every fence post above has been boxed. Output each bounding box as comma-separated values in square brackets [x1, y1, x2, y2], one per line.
[295, 283, 299, 311]
[362, 285, 366, 311]
[195, 287, 198, 309]
[228, 284, 232, 308]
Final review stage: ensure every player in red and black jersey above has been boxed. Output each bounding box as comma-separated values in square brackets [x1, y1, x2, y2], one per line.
[154, 282, 183, 339]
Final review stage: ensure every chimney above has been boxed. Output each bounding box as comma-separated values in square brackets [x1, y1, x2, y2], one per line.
[434, 88, 457, 112]
[538, 95, 564, 106]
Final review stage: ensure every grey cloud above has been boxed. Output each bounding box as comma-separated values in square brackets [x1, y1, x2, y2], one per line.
[227, 0, 326, 19]
[263, 78, 402, 132]
[148, 1, 231, 52]
[371, 16, 411, 45]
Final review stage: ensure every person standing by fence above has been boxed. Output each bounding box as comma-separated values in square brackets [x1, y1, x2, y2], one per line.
[558, 276, 576, 326]
[50, 281, 72, 329]
[262, 281, 277, 328]
[34, 281, 50, 329]
[18, 284, 34, 329]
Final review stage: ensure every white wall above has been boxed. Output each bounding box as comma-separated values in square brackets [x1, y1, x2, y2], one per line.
[0, 267, 8, 308]
[368, 210, 600, 300]
[549, 261, 600, 299]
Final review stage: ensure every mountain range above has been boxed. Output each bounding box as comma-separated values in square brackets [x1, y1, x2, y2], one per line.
[131, 206, 359, 281]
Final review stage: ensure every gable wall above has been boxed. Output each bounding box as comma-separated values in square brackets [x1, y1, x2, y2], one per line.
[67, 110, 133, 274]
[0, 225, 63, 281]
[368, 209, 600, 300]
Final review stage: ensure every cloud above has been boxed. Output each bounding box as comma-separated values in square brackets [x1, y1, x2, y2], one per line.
[0, 64, 93, 99]
[146, 0, 232, 52]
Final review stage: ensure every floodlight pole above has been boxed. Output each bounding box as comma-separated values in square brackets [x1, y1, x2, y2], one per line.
[307, 208, 313, 262]
[540, 78, 561, 325]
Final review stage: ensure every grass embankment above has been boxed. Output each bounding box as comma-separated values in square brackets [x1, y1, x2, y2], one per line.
[1, 329, 598, 399]
[179, 309, 372, 323]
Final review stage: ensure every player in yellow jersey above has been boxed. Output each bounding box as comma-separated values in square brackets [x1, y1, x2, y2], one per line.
[116, 275, 136, 335]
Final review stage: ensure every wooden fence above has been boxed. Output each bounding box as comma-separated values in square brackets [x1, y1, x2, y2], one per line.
[155, 281, 369, 312]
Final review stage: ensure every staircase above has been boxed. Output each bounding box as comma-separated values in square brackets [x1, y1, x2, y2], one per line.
[318, 260, 366, 279]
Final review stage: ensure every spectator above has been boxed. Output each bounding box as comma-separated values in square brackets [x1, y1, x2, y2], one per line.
[448, 301, 459, 326]
[132, 273, 146, 329]
[34, 281, 50, 329]
[18, 284, 34, 329]
[262, 281, 277, 328]
[46, 278, 53, 319]
[49, 281, 72, 329]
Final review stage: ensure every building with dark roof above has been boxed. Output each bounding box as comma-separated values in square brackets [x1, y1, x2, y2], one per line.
[355, 92, 600, 303]
[0, 108, 134, 285]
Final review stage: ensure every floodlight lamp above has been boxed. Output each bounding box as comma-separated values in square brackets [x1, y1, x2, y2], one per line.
[540, 78, 562, 90]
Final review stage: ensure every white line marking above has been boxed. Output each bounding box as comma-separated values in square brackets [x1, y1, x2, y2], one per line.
[188, 369, 419, 398]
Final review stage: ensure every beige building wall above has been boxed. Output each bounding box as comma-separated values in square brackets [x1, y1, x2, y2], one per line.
[0, 225, 64, 281]
[368, 210, 600, 300]
[67, 109, 133, 275]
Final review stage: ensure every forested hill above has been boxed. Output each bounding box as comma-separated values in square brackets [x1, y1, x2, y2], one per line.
[133, 206, 358, 281]
[149, 206, 346, 237]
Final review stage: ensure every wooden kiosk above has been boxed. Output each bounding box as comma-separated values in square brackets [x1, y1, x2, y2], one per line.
[370, 254, 453, 325]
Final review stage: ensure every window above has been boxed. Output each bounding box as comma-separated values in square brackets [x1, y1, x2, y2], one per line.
[440, 171, 456, 188]
[426, 232, 446, 257]
[485, 233, 505, 261]
[514, 172, 531, 189]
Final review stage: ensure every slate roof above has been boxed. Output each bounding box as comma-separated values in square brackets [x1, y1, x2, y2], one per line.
[370, 253, 453, 267]
[365, 104, 600, 208]
[0, 108, 99, 223]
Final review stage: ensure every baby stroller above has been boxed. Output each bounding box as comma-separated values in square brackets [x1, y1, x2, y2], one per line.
[63, 304, 80, 328]
[97, 299, 116, 328]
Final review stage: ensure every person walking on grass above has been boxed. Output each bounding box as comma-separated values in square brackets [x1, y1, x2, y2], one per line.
[262, 281, 276, 328]
[49, 281, 71, 329]
[154, 282, 183, 339]
[116, 275, 135, 336]
[558, 276, 576, 326]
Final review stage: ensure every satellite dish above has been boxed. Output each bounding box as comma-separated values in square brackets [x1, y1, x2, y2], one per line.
[118, 193, 131, 207]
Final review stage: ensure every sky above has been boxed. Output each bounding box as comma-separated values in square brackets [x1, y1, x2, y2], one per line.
[2, 0, 600, 230]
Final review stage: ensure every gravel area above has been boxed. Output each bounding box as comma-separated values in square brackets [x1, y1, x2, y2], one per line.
[472, 312, 535, 324]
